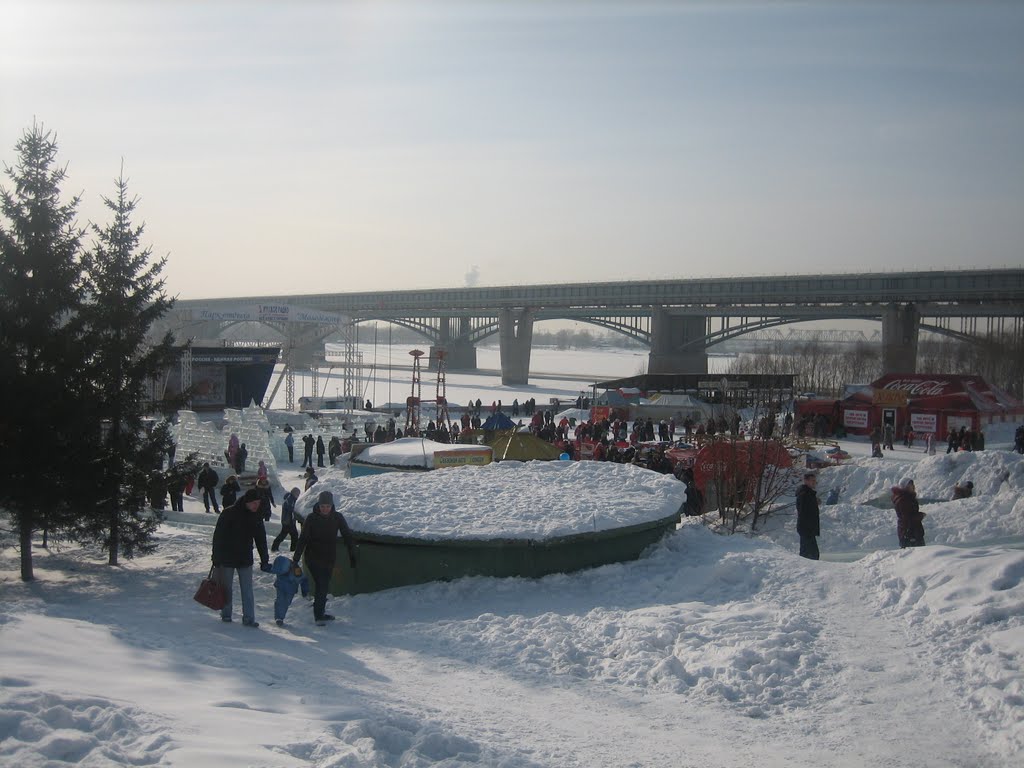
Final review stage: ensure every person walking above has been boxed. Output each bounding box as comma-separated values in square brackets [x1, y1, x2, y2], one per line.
[301, 434, 314, 468]
[196, 462, 220, 514]
[270, 554, 307, 627]
[796, 472, 821, 560]
[284, 430, 294, 463]
[255, 477, 276, 522]
[220, 474, 241, 509]
[892, 477, 925, 548]
[211, 488, 272, 627]
[315, 435, 326, 468]
[166, 468, 186, 512]
[291, 490, 358, 626]
[271, 487, 302, 552]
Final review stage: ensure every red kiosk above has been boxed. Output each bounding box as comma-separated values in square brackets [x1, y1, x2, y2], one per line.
[840, 374, 1024, 439]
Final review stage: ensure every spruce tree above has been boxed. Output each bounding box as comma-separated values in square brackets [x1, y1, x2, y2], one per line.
[0, 123, 89, 581]
[78, 168, 177, 565]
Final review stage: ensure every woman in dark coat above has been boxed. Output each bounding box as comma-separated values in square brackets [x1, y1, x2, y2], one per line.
[220, 475, 241, 508]
[892, 477, 925, 548]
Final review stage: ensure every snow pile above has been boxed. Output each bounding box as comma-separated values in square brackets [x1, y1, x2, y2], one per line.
[303, 460, 687, 540]
[351, 437, 491, 468]
[862, 545, 1024, 758]
[0, 688, 171, 766]
[759, 449, 1024, 553]
[398, 526, 826, 719]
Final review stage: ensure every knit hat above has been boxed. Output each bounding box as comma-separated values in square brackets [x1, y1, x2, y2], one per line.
[242, 488, 261, 503]
[898, 477, 914, 490]
[317, 490, 334, 506]
[290, 487, 301, 497]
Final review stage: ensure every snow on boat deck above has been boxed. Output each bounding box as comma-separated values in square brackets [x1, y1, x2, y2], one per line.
[303, 460, 686, 540]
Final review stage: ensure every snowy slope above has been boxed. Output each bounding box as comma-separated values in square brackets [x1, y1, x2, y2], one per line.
[2, 510, 1022, 766]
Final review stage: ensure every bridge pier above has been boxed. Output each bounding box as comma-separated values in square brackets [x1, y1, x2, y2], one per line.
[882, 303, 920, 374]
[648, 309, 708, 374]
[429, 316, 477, 370]
[499, 308, 534, 385]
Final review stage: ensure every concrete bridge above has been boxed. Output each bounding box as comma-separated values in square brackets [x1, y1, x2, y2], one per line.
[163, 269, 1024, 387]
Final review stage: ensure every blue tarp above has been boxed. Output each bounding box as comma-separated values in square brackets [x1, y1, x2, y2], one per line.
[481, 412, 517, 430]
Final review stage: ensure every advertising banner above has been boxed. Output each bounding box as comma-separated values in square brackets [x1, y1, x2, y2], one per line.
[872, 388, 908, 407]
[843, 409, 869, 429]
[433, 449, 492, 469]
[910, 413, 937, 434]
[193, 304, 342, 326]
[191, 364, 226, 407]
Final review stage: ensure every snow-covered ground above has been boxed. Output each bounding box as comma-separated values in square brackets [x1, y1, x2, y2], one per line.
[2, 356, 1023, 767]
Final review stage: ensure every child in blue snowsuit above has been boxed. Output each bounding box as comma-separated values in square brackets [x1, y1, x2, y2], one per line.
[271, 554, 308, 626]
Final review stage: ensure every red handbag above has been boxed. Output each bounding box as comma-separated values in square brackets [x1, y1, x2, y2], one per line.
[193, 566, 227, 610]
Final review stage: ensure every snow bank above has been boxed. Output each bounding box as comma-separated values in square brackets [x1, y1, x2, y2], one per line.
[759, 449, 1024, 553]
[301, 460, 687, 540]
[861, 545, 1024, 758]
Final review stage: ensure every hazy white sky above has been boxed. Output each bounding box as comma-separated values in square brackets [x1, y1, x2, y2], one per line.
[2, 0, 1022, 300]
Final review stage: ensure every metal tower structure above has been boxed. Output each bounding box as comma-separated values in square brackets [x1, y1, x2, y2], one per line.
[180, 345, 193, 406]
[434, 349, 451, 430]
[341, 322, 359, 412]
[405, 349, 425, 436]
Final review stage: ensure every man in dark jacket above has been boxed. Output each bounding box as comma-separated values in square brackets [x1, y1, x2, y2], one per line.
[796, 472, 820, 560]
[255, 477, 276, 522]
[291, 490, 358, 626]
[197, 462, 220, 514]
[212, 489, 272, 627]
[271, 487, 302, 552]
[301, 434, 315, 468]
[892, 477, 925, 548]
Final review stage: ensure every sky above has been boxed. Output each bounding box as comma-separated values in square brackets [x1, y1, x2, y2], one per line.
[2, 1, 1022, 300]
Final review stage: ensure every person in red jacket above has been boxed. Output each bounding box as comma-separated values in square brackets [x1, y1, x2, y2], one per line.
[892, 477, 925, 548]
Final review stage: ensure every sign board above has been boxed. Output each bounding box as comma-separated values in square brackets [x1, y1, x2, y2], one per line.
[590, 406, 611, 423]
[193, 304, 344, 326]
[910, 413, 937, 434]
[843, 409, 869, 429]
[872, 388, 909, 407]
[191, 364, 226, 406]
[433, 449, 492, 469]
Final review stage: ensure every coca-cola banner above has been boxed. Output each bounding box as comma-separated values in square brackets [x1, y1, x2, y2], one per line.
[844, 409, 869, 429]
[910, 413, 937, 434]
[881, 378, 958, 397]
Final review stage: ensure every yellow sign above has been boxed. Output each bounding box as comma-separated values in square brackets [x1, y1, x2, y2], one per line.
[433, 449, 492, 468]
[872, 388, 909, 407]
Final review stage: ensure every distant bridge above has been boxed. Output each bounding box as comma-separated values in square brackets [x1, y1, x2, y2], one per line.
[716, 328, 883, 354]
[160, 269, 1024, 388]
